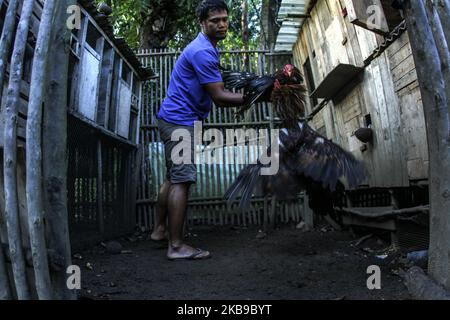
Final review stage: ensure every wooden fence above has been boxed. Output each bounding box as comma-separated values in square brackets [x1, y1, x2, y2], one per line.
[135, 49, 308, 229]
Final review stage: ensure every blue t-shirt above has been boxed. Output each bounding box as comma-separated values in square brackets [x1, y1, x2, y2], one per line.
[158, 33, 222, 127]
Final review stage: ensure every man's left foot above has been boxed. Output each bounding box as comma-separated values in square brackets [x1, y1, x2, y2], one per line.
[150, 229, 168, 241]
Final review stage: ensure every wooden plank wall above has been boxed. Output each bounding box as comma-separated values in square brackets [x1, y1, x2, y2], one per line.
[292, 0, 428, 188]
[386, 32, 428, 181]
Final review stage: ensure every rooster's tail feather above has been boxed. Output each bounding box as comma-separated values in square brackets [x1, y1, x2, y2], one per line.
[224, 164, 262, 210]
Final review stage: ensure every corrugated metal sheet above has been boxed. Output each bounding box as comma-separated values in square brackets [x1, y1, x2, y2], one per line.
[275, 0, 312, 52]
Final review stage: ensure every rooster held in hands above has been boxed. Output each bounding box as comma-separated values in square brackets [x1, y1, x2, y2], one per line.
[221, 64, 306, 119]
[223, 64, 366, 219]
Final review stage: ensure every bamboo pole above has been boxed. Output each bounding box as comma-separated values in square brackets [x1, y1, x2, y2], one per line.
[3, 0, 34, 300]
[403, 0, 450, 289]
[0, 0, 19, 105]
[43, 0, 76, 300]
[26, 0, 57, 300]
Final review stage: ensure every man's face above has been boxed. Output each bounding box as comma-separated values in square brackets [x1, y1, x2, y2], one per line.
[201, 9, 229, 41]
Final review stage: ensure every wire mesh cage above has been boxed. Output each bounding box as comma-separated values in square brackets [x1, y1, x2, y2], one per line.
[67, 116, 137, 249]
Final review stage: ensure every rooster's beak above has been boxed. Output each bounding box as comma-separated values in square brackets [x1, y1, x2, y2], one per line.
[287, 71, 292, 78]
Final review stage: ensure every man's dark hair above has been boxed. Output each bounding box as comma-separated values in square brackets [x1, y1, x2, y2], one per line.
[196, 0, 229, 22]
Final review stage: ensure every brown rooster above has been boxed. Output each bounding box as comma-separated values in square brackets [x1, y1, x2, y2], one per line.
[223, 64, 366, 216]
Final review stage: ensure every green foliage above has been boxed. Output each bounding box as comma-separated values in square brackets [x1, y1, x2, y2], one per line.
[96, 0, 262, 50]
[98, 0, 144, 48]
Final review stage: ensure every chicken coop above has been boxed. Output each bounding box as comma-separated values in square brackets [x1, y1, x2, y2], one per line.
[0, 0, 155, 253]
[65, 0, 155, 249]
[274, 0, 430, 251]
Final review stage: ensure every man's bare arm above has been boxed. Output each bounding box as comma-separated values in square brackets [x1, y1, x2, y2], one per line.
[203, 82, 244, 107]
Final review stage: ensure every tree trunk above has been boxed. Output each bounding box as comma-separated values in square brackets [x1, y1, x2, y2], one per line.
[43, 0, 76, 300]
[3, 0, 35, 300]
[403, 0, 450, 290]
[260, 0, 282, 50]
[242, 0, 250, 69]
[0, 0, 20, 106]
[138, 1, 181, 49]
[26, 0, 58, 300]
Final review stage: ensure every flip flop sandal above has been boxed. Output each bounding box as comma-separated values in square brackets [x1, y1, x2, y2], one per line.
[168, 248, 211, 261]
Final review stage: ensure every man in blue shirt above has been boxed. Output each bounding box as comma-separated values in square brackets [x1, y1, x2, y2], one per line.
[151, 0, 246, 260]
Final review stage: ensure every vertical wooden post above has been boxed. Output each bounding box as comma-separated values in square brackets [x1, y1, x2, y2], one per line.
[302, 193, 314, 231]
[403, 0, 450, 289]
[435, 0, 450, 65]
[3, 0, 35, 300]
[0, 153, 11, 300]
[263, 195, 268, 231]
[269, 195, 277, 229]
[433, 0, 450, 115]
[43, 0, 77, 300]
[0, 0, 19, 105]
[97, 139, 104, 235]
[130, 146, 142, 231]
[26, 0, 58, 300]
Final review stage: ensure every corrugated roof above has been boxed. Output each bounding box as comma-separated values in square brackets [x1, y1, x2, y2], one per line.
[274, 0, 312, 52]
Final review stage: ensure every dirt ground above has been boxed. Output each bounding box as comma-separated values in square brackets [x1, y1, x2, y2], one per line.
[77, 222, 411, 300]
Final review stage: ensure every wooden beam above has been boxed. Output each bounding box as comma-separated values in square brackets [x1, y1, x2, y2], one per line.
[97, 139, 104, 235]
[43, 0, 77, 300]
[403, 0, 450, 289]
[435, 0, 450, 55]
[0, 0, 20, 107]
[3, 0, 34, 300]
[302, 194, 314, 230]
[432, 0, 450, 116]
[26, 0, 57, 300]
[342, 215, 396, 231]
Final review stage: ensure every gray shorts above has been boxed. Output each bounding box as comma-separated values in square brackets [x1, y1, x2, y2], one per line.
[157, 117, 197, 184]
